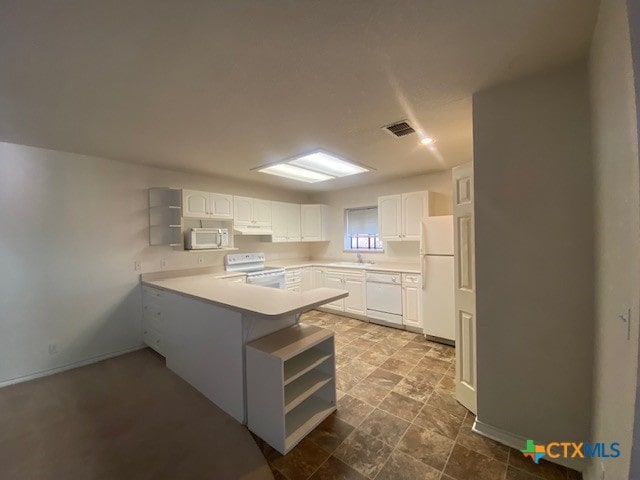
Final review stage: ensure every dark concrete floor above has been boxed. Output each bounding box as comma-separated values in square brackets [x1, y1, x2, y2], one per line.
[0, 348, 272, 480]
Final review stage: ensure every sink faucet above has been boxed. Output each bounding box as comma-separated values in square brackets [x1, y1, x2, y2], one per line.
[356, 252, 364, 264]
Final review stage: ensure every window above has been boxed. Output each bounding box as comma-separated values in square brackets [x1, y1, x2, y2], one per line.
[344, 206, 383, 251]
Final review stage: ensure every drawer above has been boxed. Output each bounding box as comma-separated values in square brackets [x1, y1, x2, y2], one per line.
[343, 271, 365, 280]
[402, 273, 421, 285]
[326, 269, 364, 278]
[142, 286, 164, 299]
[142, 326, 163, 355]
[143, 307, 163, 331]
[285, 269, 301, 279]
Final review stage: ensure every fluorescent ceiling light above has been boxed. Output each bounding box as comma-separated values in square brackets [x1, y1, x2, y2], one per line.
[258, 163, 334, 183]
[255, 150, 370, 183]
[289, 152, 369, 177]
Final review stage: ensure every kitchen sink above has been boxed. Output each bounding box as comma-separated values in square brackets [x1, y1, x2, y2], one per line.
[326, 261, 375, 267]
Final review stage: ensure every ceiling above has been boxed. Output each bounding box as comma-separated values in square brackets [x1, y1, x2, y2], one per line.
[0, 1, 599, 191]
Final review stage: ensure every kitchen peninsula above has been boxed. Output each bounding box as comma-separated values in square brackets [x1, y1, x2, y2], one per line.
[140, 268, 347, 424]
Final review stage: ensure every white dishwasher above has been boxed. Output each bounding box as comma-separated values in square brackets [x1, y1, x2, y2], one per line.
[366, 271, 403, 326]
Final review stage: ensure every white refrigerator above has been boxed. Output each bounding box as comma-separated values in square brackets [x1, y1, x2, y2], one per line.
[420, 215, 456, 343]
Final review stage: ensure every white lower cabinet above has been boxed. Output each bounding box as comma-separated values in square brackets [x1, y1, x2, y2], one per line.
[311, 267, 325, 289]
[142, 286, 166, 355]
[323, 271, 344, 311]
[288, 267, 312, 292]
[246, 324, 336, 454]
[344, 272, 367, 315]
[285, 268, 302, 292]
[402, 273, 422, 330]
[322, 269, 366, 315]
[301, 267, 313, 292]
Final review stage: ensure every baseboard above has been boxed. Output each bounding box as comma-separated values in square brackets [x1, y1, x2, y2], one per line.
[473, 418, 585, 472]
[317, 307, 413, 331]
[404, 325, 425, 334]
[0, 344, 147, 389]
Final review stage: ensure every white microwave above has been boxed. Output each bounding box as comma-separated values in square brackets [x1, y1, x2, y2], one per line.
[185, 228, 229, 250]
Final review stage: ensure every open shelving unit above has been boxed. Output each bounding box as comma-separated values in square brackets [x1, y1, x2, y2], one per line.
[148, 188, 182, 247]
[246, 324, 336, 454]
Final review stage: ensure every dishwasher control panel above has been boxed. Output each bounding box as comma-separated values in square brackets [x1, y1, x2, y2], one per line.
[365, 272, 400, 284]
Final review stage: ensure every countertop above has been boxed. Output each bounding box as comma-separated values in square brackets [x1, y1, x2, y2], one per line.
[142, 274, 348, 318]
[266, 259, 421, 274]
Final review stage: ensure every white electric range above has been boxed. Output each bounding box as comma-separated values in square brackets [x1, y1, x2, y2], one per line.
[224, 252, 285, 289]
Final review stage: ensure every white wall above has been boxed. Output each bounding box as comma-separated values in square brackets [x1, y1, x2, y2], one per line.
[472, 62, 594, 461]
[0, 142, 311, 385]
[308, 171, 453, 264]
[585, 0, 640, 478]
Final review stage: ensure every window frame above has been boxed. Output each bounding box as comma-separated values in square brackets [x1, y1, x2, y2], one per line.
[343, 205, 384, 252]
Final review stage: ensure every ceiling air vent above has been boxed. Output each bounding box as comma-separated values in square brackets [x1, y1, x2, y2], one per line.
[382, 120, 416, 138]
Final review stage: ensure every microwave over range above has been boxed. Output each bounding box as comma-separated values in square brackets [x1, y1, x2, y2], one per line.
[185, 228, 229, 250]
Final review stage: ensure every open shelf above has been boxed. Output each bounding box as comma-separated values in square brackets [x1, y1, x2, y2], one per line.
[284, 370, 332, 413]
[284, 395, 336, 451]
[284, 348, 332, 386]
[149, 188, 183, 246]
[246, 324, 336, 455]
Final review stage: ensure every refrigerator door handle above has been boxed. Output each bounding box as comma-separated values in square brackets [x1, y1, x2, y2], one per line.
[421, 256, 426, 290]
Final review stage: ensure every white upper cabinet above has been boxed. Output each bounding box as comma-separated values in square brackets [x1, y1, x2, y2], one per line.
[378, 191, 431, 241]
[183, 189, 233, 220]
[402, 191, 428, 240]
[301, 205, 329, 242]
[210, 193, 233, 219]
[271, 202, 288, 242]
[378, 195, 402, 240]
[234, 196, 254, 225]
[234, 196, 272, 227]
[272, 202, 301, 242]
[253, 198, 273, 227]
[183, 190, 210, 219]
[287, 204, 302, 241]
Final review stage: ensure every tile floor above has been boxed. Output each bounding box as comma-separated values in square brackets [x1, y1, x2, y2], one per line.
[253, 310, 581, 480]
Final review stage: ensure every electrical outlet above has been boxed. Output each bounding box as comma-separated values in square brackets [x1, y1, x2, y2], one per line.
[198, 256, 204, 265]
[160, 259, 167, 269]
[48, 344, 58, 355]
[134, 261, 141, 272]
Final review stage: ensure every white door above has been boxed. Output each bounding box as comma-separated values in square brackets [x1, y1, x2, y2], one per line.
[301, 205, 322, 241]
[378, 194, 402, 241]
[234, 196, 253, 226]
[323, 272, 345, 311]
[182, 189, 210, 218]
[210, 193, 233, 219]
[453, 163, 477, 414]
[271, 201, 288, 242]
[253, 199, 272, 227]
[402, 191, 427, 240]
[344, 275, 366, 315]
